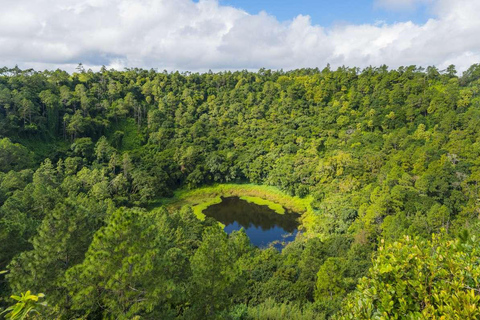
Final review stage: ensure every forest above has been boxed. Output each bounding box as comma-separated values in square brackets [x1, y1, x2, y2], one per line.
[0, 63, 480, 319]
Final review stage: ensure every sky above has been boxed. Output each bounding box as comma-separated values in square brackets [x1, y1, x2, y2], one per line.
[217, 0, 433, 26]
[0, 0, 479, 73]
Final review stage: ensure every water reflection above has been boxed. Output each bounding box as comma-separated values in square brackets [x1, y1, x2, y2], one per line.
[203, 196, 300, 248]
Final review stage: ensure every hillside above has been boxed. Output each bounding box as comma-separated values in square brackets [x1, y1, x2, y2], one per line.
[1, 64, 480, 319]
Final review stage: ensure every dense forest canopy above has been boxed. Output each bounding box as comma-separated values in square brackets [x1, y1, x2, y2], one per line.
[0, 64, 480, 319]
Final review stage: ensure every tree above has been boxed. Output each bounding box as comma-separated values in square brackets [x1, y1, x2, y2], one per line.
[38, 90, 60, 135]
[94, 136, 114, 163]
[18, 98, 36, 128]
[74, 84, 89, 117]
[188, 226, 238, 318]
[65, 111, 88, 140]
[65, 207, 201, 319]
[7, 195, 108, 312]
[340, 234, 480, 319]
[70, 137, 94, 159]
[314, 257, 354, 317]
[0, 138, 32, 172]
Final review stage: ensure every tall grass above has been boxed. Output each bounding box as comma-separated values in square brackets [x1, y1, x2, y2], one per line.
[244, 299, 324, 320]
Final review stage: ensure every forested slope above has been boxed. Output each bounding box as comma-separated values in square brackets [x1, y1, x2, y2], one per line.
[1, 64, 480, 319]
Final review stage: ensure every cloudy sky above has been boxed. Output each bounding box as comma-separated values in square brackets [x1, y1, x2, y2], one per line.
[0, 0, 479, 72]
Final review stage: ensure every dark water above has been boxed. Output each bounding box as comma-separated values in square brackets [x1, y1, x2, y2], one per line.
[203, 196, 300, 249]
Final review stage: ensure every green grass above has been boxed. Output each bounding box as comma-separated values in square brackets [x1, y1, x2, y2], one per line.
[192, 196, 222, 220]
[105, 118, 144, 151]
[159, 183, 319, 233]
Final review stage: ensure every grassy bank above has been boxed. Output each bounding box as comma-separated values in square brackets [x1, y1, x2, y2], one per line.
[161, 184, 318, 232]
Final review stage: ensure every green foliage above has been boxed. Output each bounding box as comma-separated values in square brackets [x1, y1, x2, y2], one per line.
[65, 207, 195, 318]
[188, 226, 242, 318]
[316, 258, 349, 299]
[0, 291, 46, 320]
[7, 195, 110, 309]
[1, 64, 480, 319]
[106, 118, 143, 151]
[340, 234, 480, 319]
[70, 137, 94, 159]
[240, 298, 323, 320]
[0, 138, 32, 172]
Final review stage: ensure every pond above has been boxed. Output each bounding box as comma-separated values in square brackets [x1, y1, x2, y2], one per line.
[203, 196, 300, 249]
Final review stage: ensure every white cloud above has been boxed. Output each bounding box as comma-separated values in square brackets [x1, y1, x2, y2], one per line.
[0, 0, 479, 72]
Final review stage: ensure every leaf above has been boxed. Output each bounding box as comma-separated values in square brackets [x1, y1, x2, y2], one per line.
[11, 302, 25, 316]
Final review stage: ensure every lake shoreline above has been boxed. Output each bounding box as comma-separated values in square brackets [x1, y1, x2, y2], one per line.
[158, 183, 319, 233]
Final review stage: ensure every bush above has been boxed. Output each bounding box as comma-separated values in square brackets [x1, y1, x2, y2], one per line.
[340, 234, 480, 319]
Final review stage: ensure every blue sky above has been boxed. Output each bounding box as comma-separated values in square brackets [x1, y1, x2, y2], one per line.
[218, 0, 433, 26]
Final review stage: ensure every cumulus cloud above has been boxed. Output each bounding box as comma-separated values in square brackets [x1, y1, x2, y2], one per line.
[0, 0, 479, 72]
